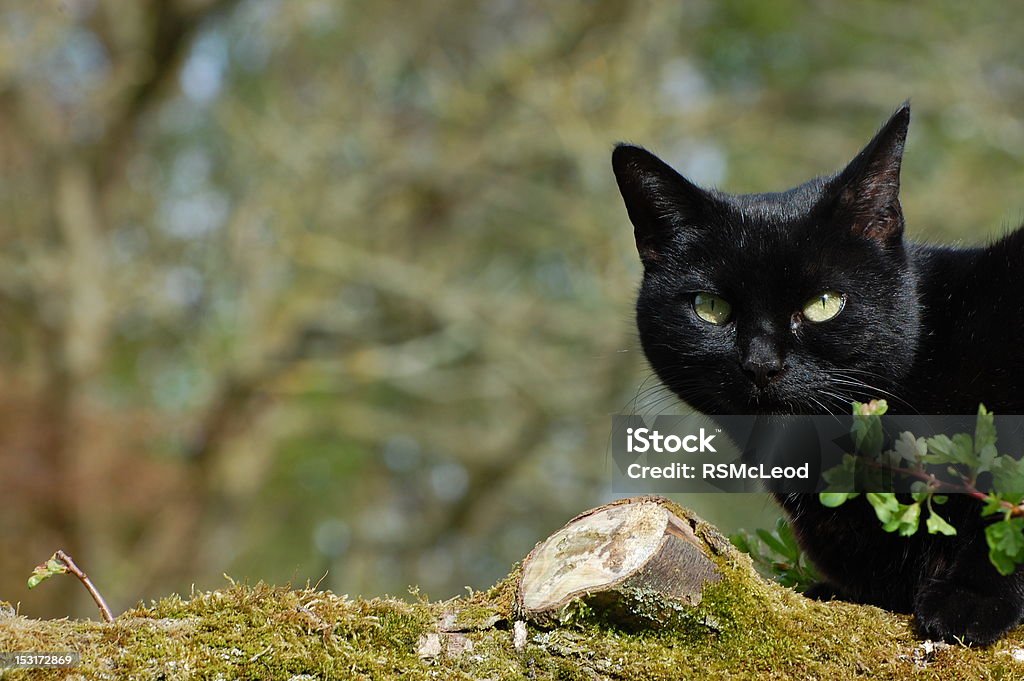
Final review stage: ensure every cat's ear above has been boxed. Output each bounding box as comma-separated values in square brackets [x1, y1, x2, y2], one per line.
[830, 103, 910, 245]
[612, 144, 713, 266]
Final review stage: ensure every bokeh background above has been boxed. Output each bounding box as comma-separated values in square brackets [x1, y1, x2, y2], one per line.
[4, 0, 1024, 618]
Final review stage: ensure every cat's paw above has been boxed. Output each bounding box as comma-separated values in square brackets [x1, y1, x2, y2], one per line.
[915, 583, 1024, 645]
[803, 582, 842, 602]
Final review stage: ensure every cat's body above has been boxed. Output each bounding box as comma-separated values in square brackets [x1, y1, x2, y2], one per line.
[903, 236, 1024, 414]
[613, 104, 1024, 644]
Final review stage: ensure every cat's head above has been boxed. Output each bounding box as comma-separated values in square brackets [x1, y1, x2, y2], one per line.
[613, 105, 920, 414]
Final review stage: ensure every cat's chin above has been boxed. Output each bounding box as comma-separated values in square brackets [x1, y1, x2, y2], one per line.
[680, 391, 809, 416]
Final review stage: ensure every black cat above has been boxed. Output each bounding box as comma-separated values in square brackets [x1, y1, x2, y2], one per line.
[612, 103, 1024, 645]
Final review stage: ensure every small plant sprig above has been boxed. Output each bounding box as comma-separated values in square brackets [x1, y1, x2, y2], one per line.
[28, 550, 114, 622]
[731, 517, 820, 591]
[820, 400, 1024, 575]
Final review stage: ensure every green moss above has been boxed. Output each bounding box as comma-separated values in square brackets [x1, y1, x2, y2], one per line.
[4, 538, 1024, 679]
[0, 583, 444, 680]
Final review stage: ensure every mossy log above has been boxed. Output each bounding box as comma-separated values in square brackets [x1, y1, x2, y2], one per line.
[516, 496, 723, 628]
[4, 497, 1024, 680]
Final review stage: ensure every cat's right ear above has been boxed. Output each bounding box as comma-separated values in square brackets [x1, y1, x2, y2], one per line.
[830, 104, 910, 246]
[612, 144, 710, 267]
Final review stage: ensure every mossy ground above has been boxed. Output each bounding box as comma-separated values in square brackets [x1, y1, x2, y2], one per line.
[4, 516, 1024, 679]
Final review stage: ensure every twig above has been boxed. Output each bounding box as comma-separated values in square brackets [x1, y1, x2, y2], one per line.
[55, 550, 114, 623]
[856, 457, 1024, 517]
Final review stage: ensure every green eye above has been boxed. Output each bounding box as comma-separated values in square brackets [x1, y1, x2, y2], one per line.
[802, 291, 846, 323]
[693, 293, 732, 325]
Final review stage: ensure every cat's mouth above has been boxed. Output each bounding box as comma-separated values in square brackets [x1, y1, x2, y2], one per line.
[741, 395, 801, 415]
[732, 380, 825, 415]
[691, 387, 806, 416]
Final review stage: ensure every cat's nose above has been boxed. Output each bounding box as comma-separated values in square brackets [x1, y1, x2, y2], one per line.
[741, 356, 784, 388]
[741, 340, 785, 388]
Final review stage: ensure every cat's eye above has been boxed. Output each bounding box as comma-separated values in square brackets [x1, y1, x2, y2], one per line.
[802, 291, 846, 323]
[693, 293, 732, 325]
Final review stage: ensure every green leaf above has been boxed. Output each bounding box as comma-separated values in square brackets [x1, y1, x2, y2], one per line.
[729, 532, 751, 554]
[27, 555, 67, 590]
[866, 492, 899, 523]
[775, 517, 798, 552]
[910, 481, 930, 503]
[850, 401, 887, 456]
[989, 543, 1018, 577]
[986, 519, 1024, 576]
[894, 431, 927, 465]
[894, 503, 921, 537]
[853, 399, 888, 416]
[756, 528, 793, 559]
[819, 492, 858, 508]
[981, 495, 1006, 517]
[925, 509, 957, 536]
[925, 432, 980, 467]
[951, 433, 978, 467]
[872, 496, 920, 537]
[731, 522, 821, 592]
[989, 518, 1024, 555]
[923, 435, 955, 464]
[821, 453, 858, 491]
[852, 415, 884, 456]
[977, 444, 999, 474]
[992, 457, 1024, 498]
[975, 404, 996, 455]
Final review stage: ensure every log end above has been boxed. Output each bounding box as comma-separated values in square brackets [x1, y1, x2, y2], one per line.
[516, 496, 725, 628]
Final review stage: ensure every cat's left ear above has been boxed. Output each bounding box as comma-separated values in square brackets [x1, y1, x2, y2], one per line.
[830, 103, 910, 245]
[612, 144, 715, 267]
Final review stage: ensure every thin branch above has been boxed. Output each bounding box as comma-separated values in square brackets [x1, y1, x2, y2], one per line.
[54, 550, 114, 623]
[98, 0, 242, 187]
[857, 457, 1024, 517]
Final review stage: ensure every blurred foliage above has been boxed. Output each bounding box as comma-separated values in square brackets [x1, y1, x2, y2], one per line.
[731, 518, 819, 592]
[2, 0, 1024, 617]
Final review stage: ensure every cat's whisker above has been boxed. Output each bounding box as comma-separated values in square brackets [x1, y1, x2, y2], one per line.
[825, 373, 921, 414]
[805, 394, 838, 418]
[639, 393, 682, 413]
[827, 369, 914, 400]
[818, 389, 859, 417]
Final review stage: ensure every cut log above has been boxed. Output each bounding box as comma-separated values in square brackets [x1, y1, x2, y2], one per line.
[516, 495, 725, 628]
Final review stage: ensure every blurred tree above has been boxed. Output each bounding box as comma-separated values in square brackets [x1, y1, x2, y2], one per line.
[2, 0, 1024, 618]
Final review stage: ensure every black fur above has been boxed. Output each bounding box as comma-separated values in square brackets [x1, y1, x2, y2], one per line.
[613, 103, 1024, 645]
